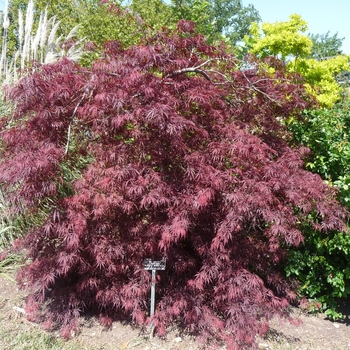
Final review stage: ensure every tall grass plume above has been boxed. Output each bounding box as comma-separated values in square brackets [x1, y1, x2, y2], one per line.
[0, 0, 84, 85]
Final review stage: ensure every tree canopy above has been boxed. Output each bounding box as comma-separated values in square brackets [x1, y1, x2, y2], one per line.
[308, 31, 345, 59]
[5, 0, 260, 49]
[171, 0, 260, 44]
[246, 14, 312, 60]
[245, 14, 350, 107]
[294, 55, 350, 106]
[0, 21, 347, 349]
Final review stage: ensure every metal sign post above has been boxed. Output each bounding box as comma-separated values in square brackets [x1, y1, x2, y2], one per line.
[143, 258, 166, 338]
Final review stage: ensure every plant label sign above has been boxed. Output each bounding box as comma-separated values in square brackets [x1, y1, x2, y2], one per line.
[143, 258, 166, 270]
[143, 258, 166, 337]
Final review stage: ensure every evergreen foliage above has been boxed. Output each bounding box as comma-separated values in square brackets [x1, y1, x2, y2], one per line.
[0, 22, 347, 349]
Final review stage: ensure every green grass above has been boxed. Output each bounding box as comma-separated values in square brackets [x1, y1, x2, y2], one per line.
[0, 324, 95, 350]
[0, 253, 23, 283]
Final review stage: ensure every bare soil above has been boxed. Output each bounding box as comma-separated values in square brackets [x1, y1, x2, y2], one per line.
[1, 272, 350, 350]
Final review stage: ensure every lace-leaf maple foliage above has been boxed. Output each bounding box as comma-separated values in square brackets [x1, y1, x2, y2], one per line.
[0, 21, 347, 349]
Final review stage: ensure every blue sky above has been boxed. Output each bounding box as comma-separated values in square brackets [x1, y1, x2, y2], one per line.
[243, 0, 350, 54]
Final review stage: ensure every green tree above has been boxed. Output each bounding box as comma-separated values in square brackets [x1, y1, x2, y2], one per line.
[171, 0, 260, 45]
[294, 55, 350, 106]
[77, 1, 146, 49]
[7, 0, 259, 45]
[245, 14, 350, 107]
[308, 31, 344, 59]
[170, 0, 213, 37]
[204, 0, 260, 44]
[6, 0, 260, 54]
[5, 0, 173, 65]
[247, 13, 350, 315]
[246, 14, 312, 60]
[130, 0, 172, 29]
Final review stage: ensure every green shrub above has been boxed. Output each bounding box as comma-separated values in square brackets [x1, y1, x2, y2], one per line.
[286, 226, 350, 319]
[286, 100, 350, 319]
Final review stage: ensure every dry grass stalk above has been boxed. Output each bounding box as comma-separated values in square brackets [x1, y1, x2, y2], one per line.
[0, 0, 84, 85]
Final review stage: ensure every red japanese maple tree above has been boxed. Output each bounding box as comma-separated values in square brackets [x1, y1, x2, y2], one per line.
[0, 21, 347, 349]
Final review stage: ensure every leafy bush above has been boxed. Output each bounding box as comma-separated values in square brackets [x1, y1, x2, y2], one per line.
[289, 100, 350, 208]
[286, 100, 350, 319]
[294, 56, 350, 107]
[285, 226, 350, 320]
[0, 22, 347, 349]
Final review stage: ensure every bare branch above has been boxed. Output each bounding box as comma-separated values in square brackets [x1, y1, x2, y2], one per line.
[239, 68, 281, 105]
[206, 69, 232, 83]
[165, 67, 211, 81]
[64, 92, 87, 155]
[165, 58, 226, 81]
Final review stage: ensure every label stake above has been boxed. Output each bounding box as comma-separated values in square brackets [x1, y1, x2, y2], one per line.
[143, 258, 166, 338]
